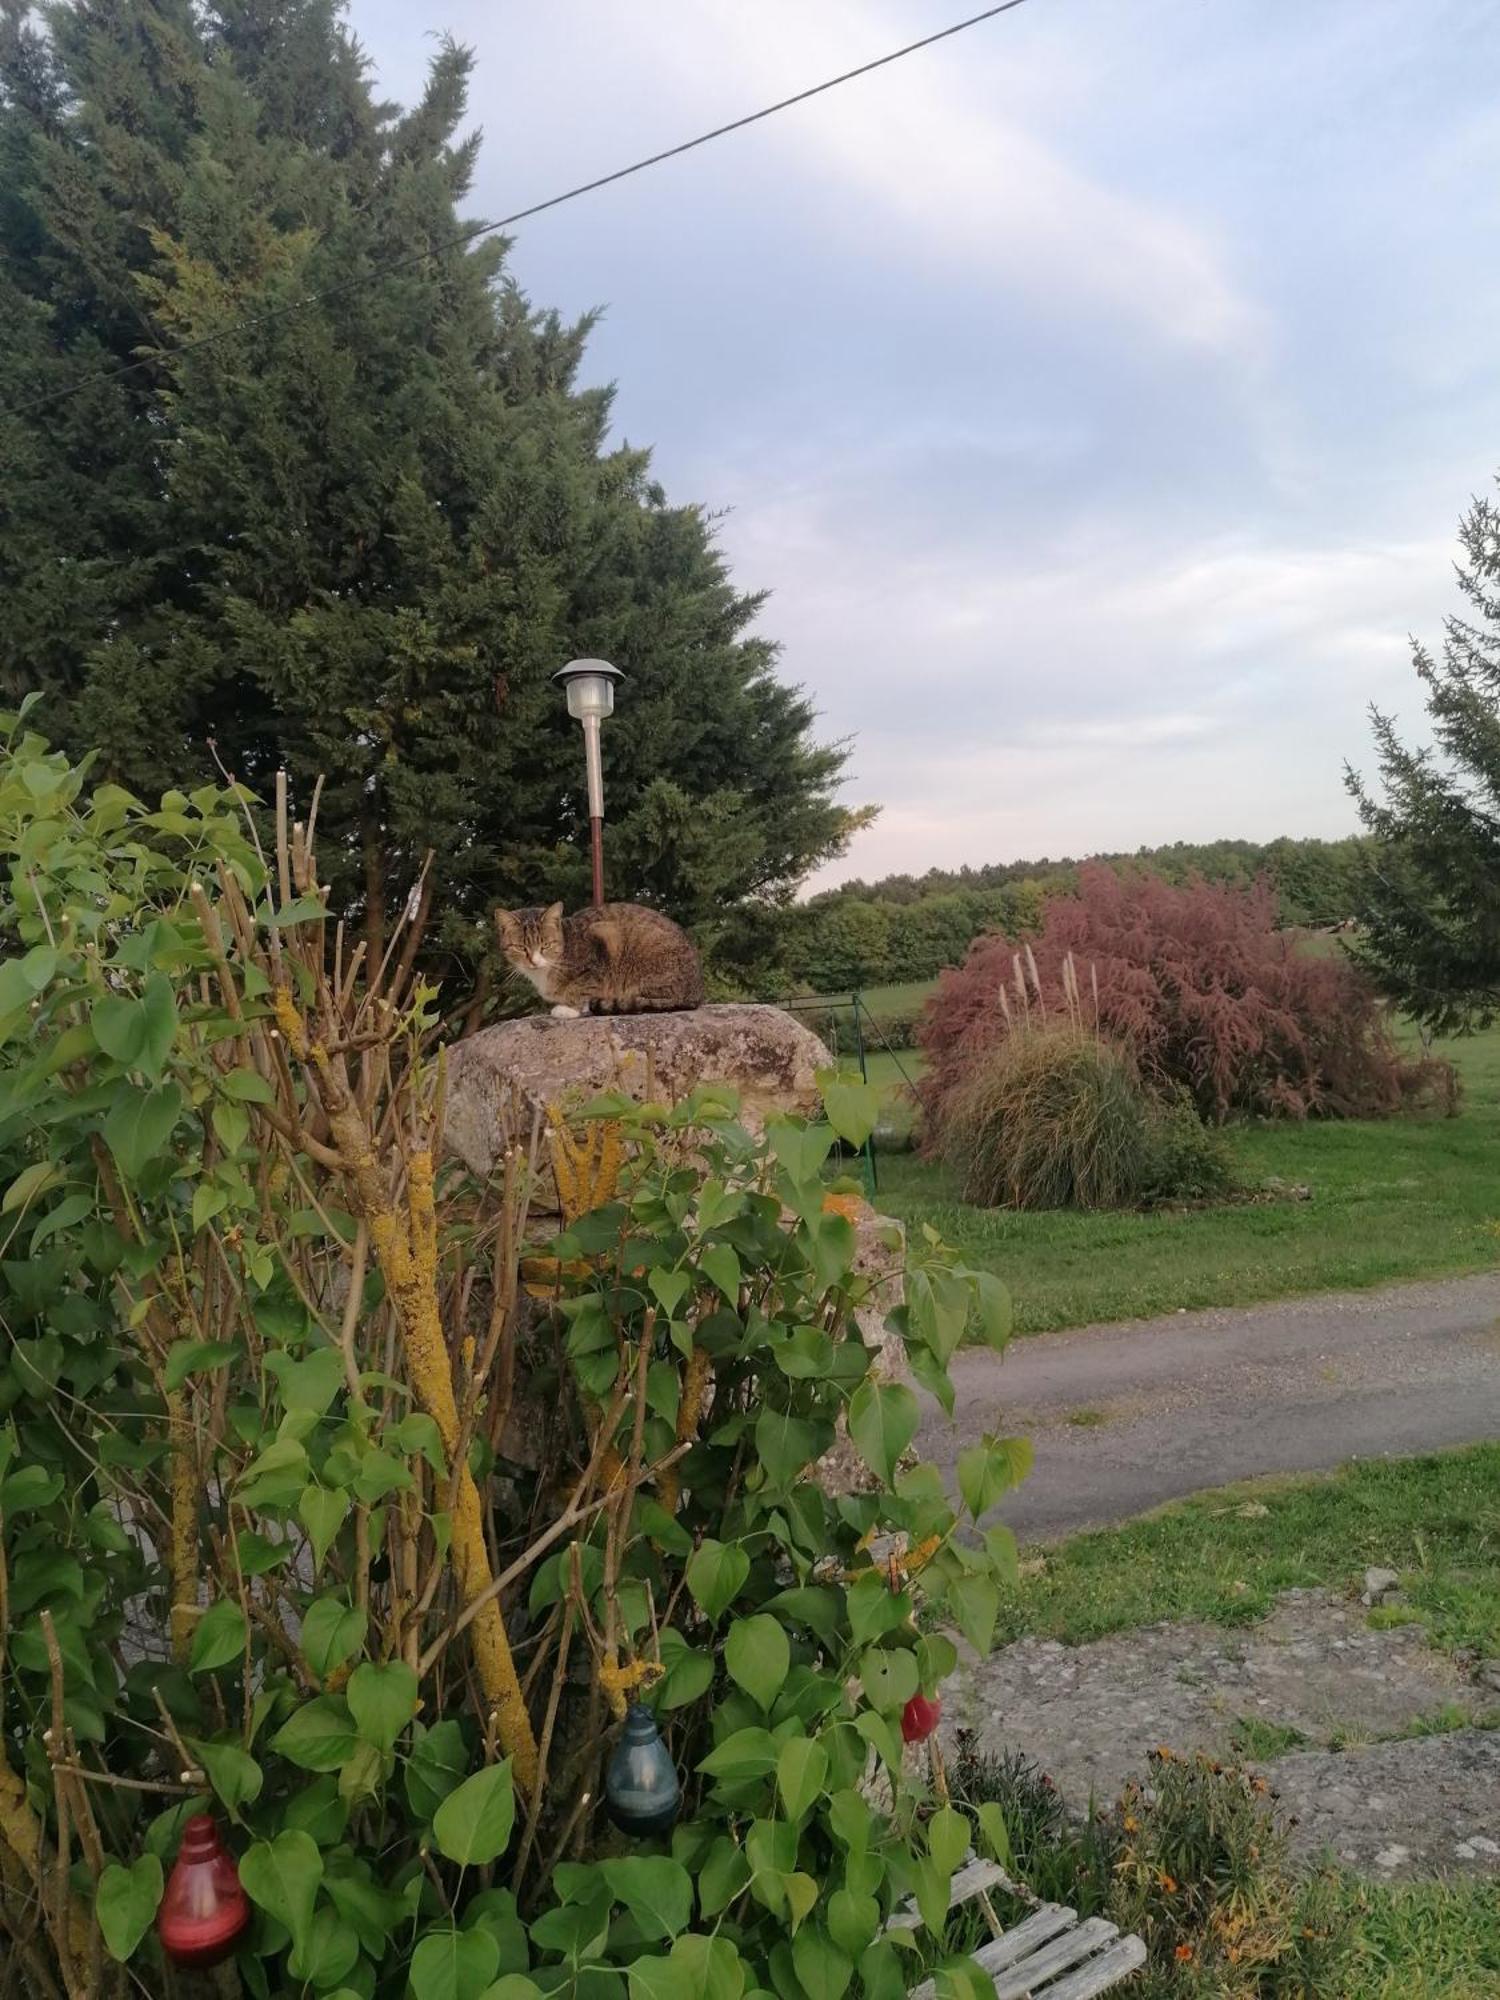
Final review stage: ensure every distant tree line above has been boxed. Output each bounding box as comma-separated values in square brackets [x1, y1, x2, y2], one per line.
[776, 836, 1371, 995]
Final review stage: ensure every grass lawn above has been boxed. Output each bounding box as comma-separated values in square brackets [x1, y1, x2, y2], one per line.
[994, 1441, 1500, 1660]
[873, 1026, 1500, 1333]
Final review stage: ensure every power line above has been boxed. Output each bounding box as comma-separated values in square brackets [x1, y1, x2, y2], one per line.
[1, 0, 1034, 424]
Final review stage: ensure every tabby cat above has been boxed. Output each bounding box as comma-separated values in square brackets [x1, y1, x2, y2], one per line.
[495, 902, 704, 1017]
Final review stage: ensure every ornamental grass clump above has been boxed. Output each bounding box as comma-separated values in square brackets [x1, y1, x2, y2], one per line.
[938, 1026, 1234, 1211]
[0, 711, 1027, 1999]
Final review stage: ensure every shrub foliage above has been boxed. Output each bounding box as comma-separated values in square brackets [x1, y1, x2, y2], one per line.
[0, 710, 1022, 1998]
[921, 866, 1453, 1128]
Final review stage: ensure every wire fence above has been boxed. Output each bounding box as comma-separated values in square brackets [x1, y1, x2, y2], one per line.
[774, 990, 923, 1198]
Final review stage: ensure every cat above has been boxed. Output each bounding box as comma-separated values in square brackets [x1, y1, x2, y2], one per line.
[494, 901, 704, 1017]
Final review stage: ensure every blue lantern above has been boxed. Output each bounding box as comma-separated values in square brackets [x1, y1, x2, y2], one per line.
[604, 1702, 681, 1838]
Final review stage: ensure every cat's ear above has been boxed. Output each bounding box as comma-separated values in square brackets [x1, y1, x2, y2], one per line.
[541, 901, 565, 946]
[494, 908, 522, 949]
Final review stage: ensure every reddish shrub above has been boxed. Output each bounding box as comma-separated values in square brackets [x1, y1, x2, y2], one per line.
[920, 866, 1455, 1128]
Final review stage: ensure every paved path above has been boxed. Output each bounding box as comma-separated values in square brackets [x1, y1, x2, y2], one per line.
[918, 1272, 1500, 1540]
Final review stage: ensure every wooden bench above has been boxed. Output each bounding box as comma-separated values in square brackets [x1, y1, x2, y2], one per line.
[900, 1856, 1147, 1999]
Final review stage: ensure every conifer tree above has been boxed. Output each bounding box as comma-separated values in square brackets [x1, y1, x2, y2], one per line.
[0, 0, 857, 991]
[1347, 480, 1500, 1031]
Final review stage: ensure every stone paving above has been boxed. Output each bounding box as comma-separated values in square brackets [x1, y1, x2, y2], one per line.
[947, 1588, 1500, 1879]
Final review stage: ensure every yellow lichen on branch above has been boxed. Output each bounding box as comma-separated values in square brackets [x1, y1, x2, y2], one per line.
[546, 1111, 624, 1225]
[657, 1342, 711, 1518]
[274, 975, 541, 1794]
[360, 1140, 538, 1794]
[166, 1389, 199, 1663]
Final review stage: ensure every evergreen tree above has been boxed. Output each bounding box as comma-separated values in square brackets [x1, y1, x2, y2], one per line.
[1347, 481, 1500, 1032]
[0, 0, 858, 995]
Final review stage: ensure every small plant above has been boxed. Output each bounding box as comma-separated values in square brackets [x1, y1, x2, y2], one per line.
[1228, 1717, 1307, 1760]
[1102, 1750, 1346, 1996]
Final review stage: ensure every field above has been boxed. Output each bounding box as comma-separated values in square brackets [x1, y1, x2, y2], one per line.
[862, 1018, 1500, 1335]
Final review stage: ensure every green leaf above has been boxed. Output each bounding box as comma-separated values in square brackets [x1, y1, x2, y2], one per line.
[103, 1081, 181, 1181]
[406, 1720, 470, 1821]
[983, 1524, 1019, 1587]
[601, 1857, 693, 1940]
[792, 1925, 852, 2000]
[957, 1434, 1033, 1519]
[826, 1887, 879, 1960]
[270, 1696, 359, 1772]
[947, 1574, 999, 1656]
[859, 1647, 918, 1712]
[912, 1857, 951, 1937]
[698, 1727, 778, 1783]
[239, 1829, 322, 1963]
[668, 1935, 744, 2000]
[92, 992, 150, 1067]
[347, 1660, 417, 1750]
[136, 973, 177, 1079]
[3, 1161, 58, 1213]
[95, 1854, 162, 1962]
[270, 1345, 345, 1417]
[191, 1739, 263, 1812]
[821, 1076, 881, 1151]
[975, 1801, 1012, 1868]
[286, 1777, 349, 1846]
[685, 1538, 748, 1622]
[753, 1408, 822, 1487]
[392, 1411, 447, 1478]
[847, 1570, 913, 1647]
[654, 1629, 714, 1711]
[764, 1118, 836, 1184]
[828, 1787, 873, 1855]
[699, 1837, 751, 1918]
[648, 1268, 690, 1319]
[772, 1326, 835, 1380]
[928, 1805, 970, 1876]
[854, 1708, 902, 1775]
[847, 1379, 919, 1486]
[858, 1939, 907, 2000]
[410, 1926, 501, 2000]
[699, 1242, 741, 1303]
[775, 1735, 828, 1821]
[724, 1615, 789, 1712]
[433, 1760, 516, 1865]
[301, 1597, 366, 1680]
[625, 1959, 694, 2000]
[765, 1585, 843, 1646]
[298, 1484, 350, 1572]
[189, 1600, 246, 1675]
[218, 1065, 275, 1102]
[971, 1272, 1013, 1353]
[234, 1434, 308, 1509]
[212, 1096, 251, 1153]
[164, 1338, 236, 1392]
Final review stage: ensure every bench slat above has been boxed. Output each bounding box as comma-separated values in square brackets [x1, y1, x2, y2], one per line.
[971, 1904, 1078, 1969]
[989, 1917, 1122, 2000]
[1042, 1935, 1149, 1999]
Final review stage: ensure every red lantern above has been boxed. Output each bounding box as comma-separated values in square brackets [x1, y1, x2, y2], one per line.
[901, 1692, 942, 1744]
[157, 1816, 251, 1969]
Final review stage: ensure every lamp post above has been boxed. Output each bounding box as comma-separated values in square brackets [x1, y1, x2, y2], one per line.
[553, 659, 624, 907]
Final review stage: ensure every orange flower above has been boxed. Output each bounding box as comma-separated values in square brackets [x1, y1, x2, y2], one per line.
[1158, 1873, 1179, 1894]
[1123, 1814, 1140, 1834]
[1175, 1944, 1195, 1963]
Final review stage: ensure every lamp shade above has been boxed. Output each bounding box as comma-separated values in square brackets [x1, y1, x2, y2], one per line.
[157, 1816, 250, 1968]
[604, 1703, 681, 1838]
[553, 658, 624, 722]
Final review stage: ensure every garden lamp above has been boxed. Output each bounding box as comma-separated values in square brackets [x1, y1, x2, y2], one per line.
[553, 658, 624, 907]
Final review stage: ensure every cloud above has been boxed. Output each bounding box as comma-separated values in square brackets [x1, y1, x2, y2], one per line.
[629, 0, 1266, 364]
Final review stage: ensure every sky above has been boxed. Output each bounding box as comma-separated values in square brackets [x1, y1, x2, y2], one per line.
[351, 0, 1500, 890]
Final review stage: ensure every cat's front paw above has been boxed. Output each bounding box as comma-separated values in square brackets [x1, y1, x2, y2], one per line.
[550, 1003, 582, 1019]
